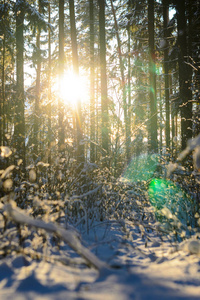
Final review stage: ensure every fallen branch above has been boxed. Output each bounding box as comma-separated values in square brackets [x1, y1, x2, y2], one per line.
[3, 200, 108, 272]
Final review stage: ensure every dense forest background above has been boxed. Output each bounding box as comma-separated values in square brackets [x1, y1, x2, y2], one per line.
[1, 0, 200, 171]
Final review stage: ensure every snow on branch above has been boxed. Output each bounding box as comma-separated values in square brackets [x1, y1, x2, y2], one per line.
[69, 185, 101, 200]
[167, 133, 200, 176]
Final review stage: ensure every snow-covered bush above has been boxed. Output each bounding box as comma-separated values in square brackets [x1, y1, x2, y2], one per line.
[147, 134, 200, 240]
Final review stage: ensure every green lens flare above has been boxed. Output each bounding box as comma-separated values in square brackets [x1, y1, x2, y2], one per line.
[148, 179, 180, 210]
[121, 154, 159, 182]
[148, 178, 193, 225]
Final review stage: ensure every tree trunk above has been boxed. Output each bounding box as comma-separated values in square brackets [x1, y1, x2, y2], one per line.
[69, 0, 84, 164]
[33, 0, 41, 159]
[127, 5, 132, 160]
[110, 0, 131, 162]
[89, 0, 95, 163]
[176, 0, 193, 150]
[15, 0, 26, 167]
[58, 0, 65, 152]
[148, 0, 158, 152]
[98, 0, 109, 158]
[189, 0, 200, 136]
[1, 0, 6, 146]
[163, 0, 170, 151]
[47, 2, 52, 165]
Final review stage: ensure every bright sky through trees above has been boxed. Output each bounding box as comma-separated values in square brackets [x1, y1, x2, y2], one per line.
[53, 70, 89, 107]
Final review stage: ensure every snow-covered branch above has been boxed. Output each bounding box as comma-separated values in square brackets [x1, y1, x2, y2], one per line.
[3, 200, 108, 272]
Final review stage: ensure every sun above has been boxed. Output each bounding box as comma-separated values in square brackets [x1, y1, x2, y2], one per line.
[57, 70, 89, 107]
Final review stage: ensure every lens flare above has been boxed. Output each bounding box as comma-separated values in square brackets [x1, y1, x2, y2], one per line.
[148, 179, 180, 210]
[148, 178, 193, 226]
[121, 154, 159, 182]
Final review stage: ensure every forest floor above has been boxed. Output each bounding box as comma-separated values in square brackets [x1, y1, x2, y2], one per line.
[0, 212, 200, 300]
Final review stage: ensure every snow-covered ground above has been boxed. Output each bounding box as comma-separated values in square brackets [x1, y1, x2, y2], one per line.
[0, 213, 200, 300]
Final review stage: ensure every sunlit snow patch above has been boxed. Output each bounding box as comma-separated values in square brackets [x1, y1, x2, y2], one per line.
[0, 146, 12, 158]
